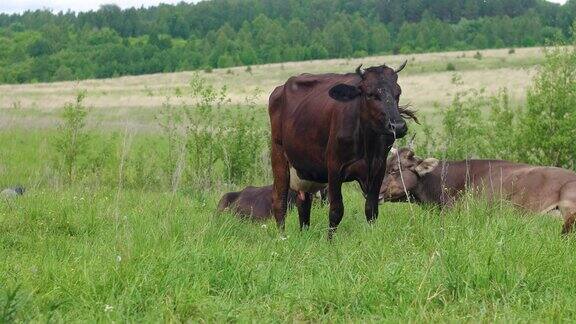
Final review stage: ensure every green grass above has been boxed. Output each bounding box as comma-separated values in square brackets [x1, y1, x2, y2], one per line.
[2, 130, 576, 322]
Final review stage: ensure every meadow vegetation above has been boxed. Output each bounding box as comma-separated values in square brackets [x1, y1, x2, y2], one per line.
[418, 45, 576, 170]
[1, 43, 576, 321]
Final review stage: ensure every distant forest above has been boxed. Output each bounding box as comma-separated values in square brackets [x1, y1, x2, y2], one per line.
[0, 0, 574, 84]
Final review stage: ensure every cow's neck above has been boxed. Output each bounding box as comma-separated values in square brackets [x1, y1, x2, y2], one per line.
[360, 125, 380, 160]
[356, 115, 389, 193]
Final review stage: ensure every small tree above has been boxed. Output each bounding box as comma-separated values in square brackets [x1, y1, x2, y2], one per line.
[54, 91, 90, 183]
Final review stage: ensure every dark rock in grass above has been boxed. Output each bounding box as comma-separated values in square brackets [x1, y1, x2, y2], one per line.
[1, 186, 25, 198]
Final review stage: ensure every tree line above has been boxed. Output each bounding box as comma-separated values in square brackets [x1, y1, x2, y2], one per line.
[0, 0, 574, 84]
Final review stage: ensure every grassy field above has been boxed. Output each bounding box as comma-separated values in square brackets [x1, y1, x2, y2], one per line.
[2, 131, 576, 322]
[3, 46, 576, 322]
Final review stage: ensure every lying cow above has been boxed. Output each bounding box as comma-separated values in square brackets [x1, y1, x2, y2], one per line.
[379, 147, 576, 234]
[217, 185, 327, 221]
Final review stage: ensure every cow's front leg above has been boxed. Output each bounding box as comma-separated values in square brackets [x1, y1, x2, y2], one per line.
[365, 168, 386, 224]
[365, 191, 379, 223]
[327, 174, 344, 240]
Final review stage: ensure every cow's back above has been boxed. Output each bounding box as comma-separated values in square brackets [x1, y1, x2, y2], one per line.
[502, 166, 576, 212]
[269, 73, 358, 120]
[216, 186, 275, 220]
[235, 186, 275, 219]
[217, 191, 241, 212]
[457, 160, 576, 213]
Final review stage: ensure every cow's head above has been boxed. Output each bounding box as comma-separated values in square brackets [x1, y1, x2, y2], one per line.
[328, 62, 411, 138]
[379, 147, 439, 202]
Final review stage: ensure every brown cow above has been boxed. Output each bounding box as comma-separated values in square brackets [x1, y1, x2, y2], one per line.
[217, 185, 328, 221]
[269, 63, 415, 238]
[379, 147, 576, 234]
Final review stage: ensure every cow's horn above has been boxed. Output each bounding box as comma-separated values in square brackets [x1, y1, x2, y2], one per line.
[408, 133, 416, 150]
[356, 64, 365, 78]
[395, 60, 408, 73]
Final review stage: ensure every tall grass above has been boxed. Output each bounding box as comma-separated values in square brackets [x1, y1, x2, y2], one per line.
[1, 178, 575, 321]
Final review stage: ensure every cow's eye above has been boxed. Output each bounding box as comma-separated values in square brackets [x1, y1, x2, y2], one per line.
[367, 93, 380, 100]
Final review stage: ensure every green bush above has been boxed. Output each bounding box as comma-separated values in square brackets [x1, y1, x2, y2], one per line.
[219, 91, 268, 184]
[515, 46, 576, 169]
[417, 44, 575, 170]
[417, 89, 516, 161]
[53, 91, 90, 183]
[156, 74, 269, 192]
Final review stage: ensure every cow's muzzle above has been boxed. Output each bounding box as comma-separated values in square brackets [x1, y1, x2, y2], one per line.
[387, 120, 407, 138]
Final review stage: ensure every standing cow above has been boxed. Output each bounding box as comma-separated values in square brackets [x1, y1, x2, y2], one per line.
[269, 63, 415, 238]
[379, 147, 576, 234]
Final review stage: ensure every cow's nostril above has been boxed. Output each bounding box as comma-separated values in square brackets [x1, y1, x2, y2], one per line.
[390, 121, 407, 138]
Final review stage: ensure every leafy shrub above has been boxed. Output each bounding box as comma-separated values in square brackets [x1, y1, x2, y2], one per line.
[53, 91, 90, 183]
[219, 90, 267, 184]
[508, 48, 516, 54]
[417, 45, 576, 170]
[156, 74, 269, 191]
[417, 89, 516, 161]
[515, 46, 576, 169]
[446, 62, 456, 71]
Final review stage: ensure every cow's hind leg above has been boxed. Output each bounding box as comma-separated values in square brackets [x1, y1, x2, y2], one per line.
[297, 192, 313, 230]
[559, 182, 576, 235]
[271, 142, 290, 235]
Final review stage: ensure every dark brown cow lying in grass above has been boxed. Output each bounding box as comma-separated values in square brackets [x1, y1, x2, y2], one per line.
[379, 147, 576, 234]
[217, 185, 327, 221]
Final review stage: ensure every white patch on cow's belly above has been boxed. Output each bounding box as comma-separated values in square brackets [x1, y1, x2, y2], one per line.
[289, 167, 327, 193]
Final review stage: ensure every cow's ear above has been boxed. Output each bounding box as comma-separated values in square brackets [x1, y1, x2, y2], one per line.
[329, 84, 362, 102]
[414, 158, 439, 176]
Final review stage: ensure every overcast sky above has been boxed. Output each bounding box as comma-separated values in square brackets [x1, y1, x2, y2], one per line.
[0, 0, 197, 14]
[0, 0, 568, 14]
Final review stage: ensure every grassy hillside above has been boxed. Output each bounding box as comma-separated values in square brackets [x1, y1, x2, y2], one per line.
[0, 47, 544, 131]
